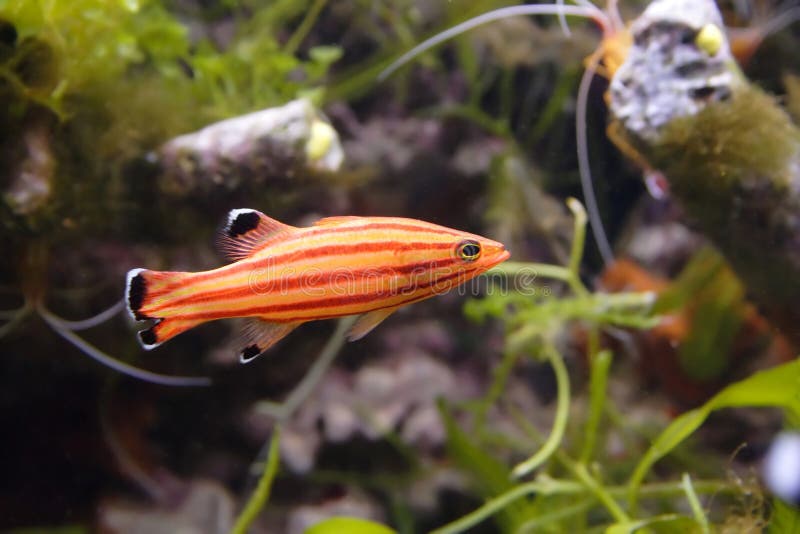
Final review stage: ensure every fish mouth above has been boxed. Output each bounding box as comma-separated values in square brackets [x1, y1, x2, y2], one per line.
[487, 245, 510, 266]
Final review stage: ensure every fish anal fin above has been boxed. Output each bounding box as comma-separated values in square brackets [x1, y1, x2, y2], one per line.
[138, 317, 206, 350]
[239, 319, 302, 363]
[313, 215, 363, 227]
[347, 306, 399, 342]
[218, 209, 296, 261]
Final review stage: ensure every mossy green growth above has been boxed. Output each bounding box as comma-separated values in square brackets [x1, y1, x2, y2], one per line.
[0, 0, 190, 118]
[650, 84, 797, 214]
[646, 83, 800, 307]
[0, 0, 341, 236]
[0, 0, 339, 121]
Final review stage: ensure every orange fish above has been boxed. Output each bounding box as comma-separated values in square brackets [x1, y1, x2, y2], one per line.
[126, 209, 510, 361]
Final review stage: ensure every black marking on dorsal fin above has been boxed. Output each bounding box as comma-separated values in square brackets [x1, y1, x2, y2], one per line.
[227, 210, 261, 237]
[218, 209, 296, 261]
[126, 268, 152, 321]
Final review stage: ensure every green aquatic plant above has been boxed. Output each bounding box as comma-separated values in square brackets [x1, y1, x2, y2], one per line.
[290, 197, 797, 532]
[231, 425, 283, 534]
[652, 247, 749, 383]
[628, 358, 800, 511]
[305, 517, 397, 534]
[608, 0, 800, 346]
[0, 0, 342, 233]
[0, 0, 340, 120]
[425, 199, 799, 533]
[0, 0, 343, 381]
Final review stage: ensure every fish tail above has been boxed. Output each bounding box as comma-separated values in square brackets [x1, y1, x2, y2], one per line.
[126, 268, 205, 349]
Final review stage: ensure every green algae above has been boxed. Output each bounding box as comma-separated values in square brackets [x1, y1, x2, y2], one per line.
[0, 0, 341, 237]
[651, 84, 797, 210]
[644, 83, 800, 307]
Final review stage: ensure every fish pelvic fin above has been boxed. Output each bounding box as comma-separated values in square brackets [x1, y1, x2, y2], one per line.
[347, 306, 399, 341]
[217, 209, 297, 261]
[126, 268, 203, 349]
[239, 318, 303, 363]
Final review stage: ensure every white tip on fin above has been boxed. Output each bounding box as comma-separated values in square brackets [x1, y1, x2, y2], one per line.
[218, 209, 296, 261]
[137, 320, 163, 350]
[239, 319, 303, 363]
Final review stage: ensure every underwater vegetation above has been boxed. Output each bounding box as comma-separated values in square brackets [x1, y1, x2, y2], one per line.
[1, 0, 800, 532]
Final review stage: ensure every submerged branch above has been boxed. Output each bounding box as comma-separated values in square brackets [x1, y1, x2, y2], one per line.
[38, 305, 211, 387]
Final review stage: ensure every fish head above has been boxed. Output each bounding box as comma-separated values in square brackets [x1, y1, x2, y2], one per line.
[393, 229, 509, 294]
[455, 234, 510, 274]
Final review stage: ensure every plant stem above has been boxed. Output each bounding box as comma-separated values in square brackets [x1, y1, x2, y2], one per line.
[682, 473, 710, 533]
[431, 476, 734, 534]
[488, 261, 572, 283]
[568, 462, 630, 523]
[430, 478, 583, 534]
[0, 303, 32, 338]
[511, 345, 570, 478]
[254, 315, 354, 420]
[517, 498, 596, 533]
[566, 198, 590, 297]
[580, 349, 612, 463]
[45, 299, 125, 331]
[283, 0, 328, 55]
[231, 426, 282, 534]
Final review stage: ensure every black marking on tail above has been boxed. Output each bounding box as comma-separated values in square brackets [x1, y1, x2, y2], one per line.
[127, 269, 152, 321]
[227, 210, 261, 237]
[139, 328, 158, 347]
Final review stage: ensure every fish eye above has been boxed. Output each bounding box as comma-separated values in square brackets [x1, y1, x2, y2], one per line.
[456, 239, 481, 262]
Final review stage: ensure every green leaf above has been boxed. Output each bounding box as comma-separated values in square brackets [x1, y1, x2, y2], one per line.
[309, 45, 342, 66]
[629, 359, 800, 507]
[304, 517, 397, 534]
[769, 498, 800, 534]
[438, 401, 535, 532]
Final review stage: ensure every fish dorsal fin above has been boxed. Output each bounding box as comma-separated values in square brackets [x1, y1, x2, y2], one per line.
[313, 215, 363, 227]
[219, 209, 296, 261]
[347, 306, 399, 342]
[239, 318, 303, 363]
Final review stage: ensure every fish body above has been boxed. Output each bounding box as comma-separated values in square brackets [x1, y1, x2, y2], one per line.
[126, 210, 509, 361]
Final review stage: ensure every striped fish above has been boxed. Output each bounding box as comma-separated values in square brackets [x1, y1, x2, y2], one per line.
[126, 209, 510, 362]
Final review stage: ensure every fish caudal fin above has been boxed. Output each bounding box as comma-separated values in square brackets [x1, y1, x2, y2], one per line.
[137, 317, 206, 350]
[126, 268, 204, 350]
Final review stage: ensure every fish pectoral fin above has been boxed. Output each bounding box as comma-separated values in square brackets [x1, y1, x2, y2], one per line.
[347, 307, 399, 342]
[218, 209, 297, 261]
[239, 319, 302, 363]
